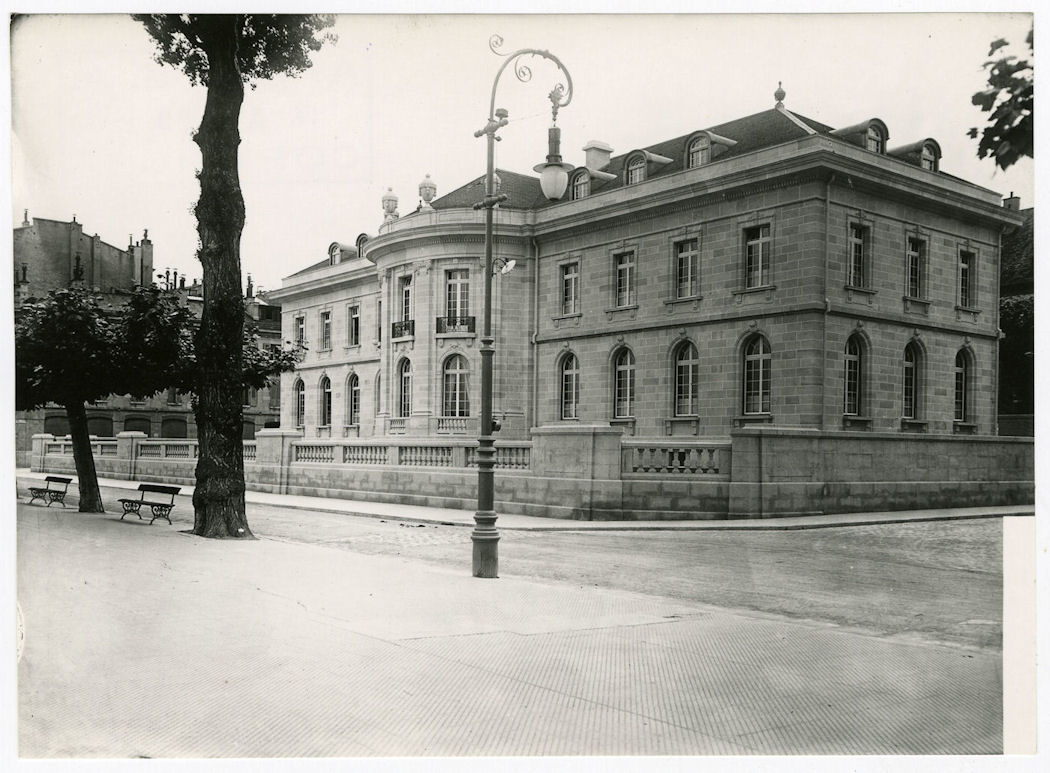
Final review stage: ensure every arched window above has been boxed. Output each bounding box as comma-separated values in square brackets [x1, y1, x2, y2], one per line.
[294, 379, 305, 427]
[954, 350, 972, 422]
[688, 135, 711, 168]
[561, 353, 580, 419]
[902, 342, 922, 419]
[626, 155, 646, 185]
[843, 336, 863, 416]
[398, 359, 412, 418]
[613, 349, 635, 419]
[87, 416, 114, 437]
[866, 124, 884, 153]
[571, 171, 590, 200]
[347, 373, 360, 426]
[443, 355, 470, 417]
[920, 143, 937, 171]
[674, 342, 700, 416]
[319, 376, 332, 426]
[743, 335, 772, 415]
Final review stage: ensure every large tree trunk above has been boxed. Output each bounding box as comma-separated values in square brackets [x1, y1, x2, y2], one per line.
[65, 401, 104, 513]
[191, 15, 252, 539]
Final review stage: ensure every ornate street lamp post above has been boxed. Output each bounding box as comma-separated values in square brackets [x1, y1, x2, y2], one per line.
[471, 35, 573, 578]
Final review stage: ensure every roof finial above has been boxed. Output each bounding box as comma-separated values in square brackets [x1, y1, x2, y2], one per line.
[774, 81, 786, 109]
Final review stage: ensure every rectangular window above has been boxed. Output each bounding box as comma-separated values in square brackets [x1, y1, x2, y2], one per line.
[906, 238, 925, 298]
[561, 262, 579, 315]
[676, 239, 699, 299]
[399, 276, 413, 322]
[376, 300, 382, 342]
[446, 269, 470, 318]
[959, 250, 975, 307]
[320, 310, 332, 350]
[744, 225, 771, 288]
[847, 225, 867, 287]
[347, 305, 360, 346]
[614, 251, 635, 307]
[294, 316, 305, 345]
[954, 367, 967, 421]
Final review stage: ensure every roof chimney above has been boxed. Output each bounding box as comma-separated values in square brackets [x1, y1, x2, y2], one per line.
[1003, 191, 1021, 211]
[583, 140, 613, 171]
[246, 274, 254, 299]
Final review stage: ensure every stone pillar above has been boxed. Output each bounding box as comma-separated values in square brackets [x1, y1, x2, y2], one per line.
[254, 428, 302, 494]
[117, 431, 147, 481]
[30, 433, 54, 473]
[530, 424, 624, 520]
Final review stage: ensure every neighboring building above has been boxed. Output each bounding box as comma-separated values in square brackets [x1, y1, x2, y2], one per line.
[14, 214, 282, 465]
[253, 88, 1035, 518]
[997, 198, 1033, 435]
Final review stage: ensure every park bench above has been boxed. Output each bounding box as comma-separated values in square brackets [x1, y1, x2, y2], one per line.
[27, 476, 73, 508]
[118, 484, 181, 525]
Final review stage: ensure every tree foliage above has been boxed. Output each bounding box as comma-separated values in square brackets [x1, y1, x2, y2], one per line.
[968, 26, 1033, 171]
[17, 286, 303, 512]
[134, 14, 335, 87]
[16, 288, 117, 412]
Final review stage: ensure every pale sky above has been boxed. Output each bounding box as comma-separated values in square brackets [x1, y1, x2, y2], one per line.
[10, 9, 1036, 295]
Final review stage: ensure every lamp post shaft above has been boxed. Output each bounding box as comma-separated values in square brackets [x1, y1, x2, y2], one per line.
[471, 37, 572, 578]
[472, 125, 499, 578]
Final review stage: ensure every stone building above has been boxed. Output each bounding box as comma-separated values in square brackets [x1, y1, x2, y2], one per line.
[14, 214, 282, 465]
[242, 89, 1036, 519]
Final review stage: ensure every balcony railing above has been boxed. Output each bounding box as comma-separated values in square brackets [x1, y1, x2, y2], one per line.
[391, 319, 415, 338]
[435, 315, 476, 334]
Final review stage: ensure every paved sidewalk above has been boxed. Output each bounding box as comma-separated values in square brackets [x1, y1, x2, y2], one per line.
[15, 469, 1033, 531]
[17, 494, 1003, 757]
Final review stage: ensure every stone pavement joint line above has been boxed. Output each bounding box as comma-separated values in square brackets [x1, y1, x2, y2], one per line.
[17, 502, 1002, 757]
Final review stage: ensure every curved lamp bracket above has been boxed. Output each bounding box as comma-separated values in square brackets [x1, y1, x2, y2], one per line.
[487, 34, 573, 124]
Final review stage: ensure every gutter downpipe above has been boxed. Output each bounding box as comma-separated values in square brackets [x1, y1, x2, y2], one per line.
[822, 173, 836, 431]
[530, 236, 540, 432]
[994, 226, 1004, 436]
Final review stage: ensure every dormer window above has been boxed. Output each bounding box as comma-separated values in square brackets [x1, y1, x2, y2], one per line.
[688, 135, 711, 168]
[866, 125, 884, 154]
[626, 155, 646, 185]
[329, 244, 341, 265]
[571, 171, 590, 200]
[920, 143, 937, 171]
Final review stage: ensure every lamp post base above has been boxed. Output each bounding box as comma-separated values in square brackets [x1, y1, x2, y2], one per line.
[471, 510, 500, 578]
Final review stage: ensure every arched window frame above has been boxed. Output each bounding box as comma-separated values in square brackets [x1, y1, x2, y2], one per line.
[346, 373, 361, 426]
[843, 335, 864, 416]
[866, 124, 885, 154]
[902, 342, 923, 420]
[920, 143, 938, 171]
[742, 335, 772, 415]
[674, 342, 700, 417]
[954, 349, 974, 424]
[561, 353, 580, 420]
[442, 354, 471, 418]
[612, 348, 636, 419]
[397, 359, 412, 418]
[571, 170, 590, 200]
[687, 135, 712, 168]
[625, 154, 646, 185]
[319, 375, 332, 427]
[294, 379, 306, 427]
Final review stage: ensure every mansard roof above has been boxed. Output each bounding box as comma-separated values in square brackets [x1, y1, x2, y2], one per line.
[431, 107, 838, 209]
